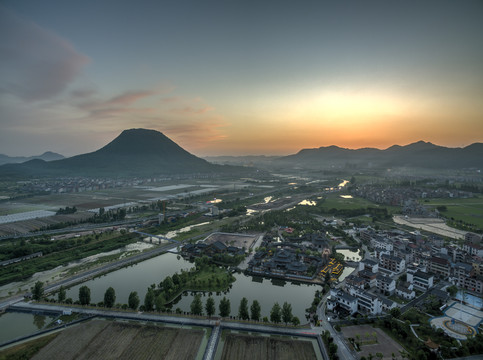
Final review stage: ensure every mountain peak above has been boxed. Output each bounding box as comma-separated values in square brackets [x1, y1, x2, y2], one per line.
[0, 128, 226, 177]
[97, 128, 189, 157]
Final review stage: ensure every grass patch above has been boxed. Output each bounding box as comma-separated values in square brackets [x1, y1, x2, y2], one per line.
[0, 332, 58, 360]
[0, 232, 138, 286]
[163, 265, 235, 305]
[423, 196, 483, 230]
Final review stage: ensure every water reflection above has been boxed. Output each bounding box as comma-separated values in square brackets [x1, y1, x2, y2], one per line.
[0, 312, 55, 344]
[33, 314, 46, 330]
[164, 222, 210, 239]
[298, 200, 317, 206]
[169, 273, 318, 320]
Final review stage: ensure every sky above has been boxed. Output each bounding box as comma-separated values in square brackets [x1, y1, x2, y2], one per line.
[1, 0, 482, 157]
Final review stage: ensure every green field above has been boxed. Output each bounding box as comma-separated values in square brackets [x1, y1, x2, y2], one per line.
[319, 193, 400, 213]
[423, 196, 483, 230]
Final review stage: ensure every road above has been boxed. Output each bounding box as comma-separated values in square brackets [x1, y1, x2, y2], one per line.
[317, 290, 357, 360]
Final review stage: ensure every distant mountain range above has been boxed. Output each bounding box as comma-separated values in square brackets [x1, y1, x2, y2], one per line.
[0, 152, 64, 166]
[276, 141, 483, 170]
[1, 133, 481, 178]
[0, 129, 232, 178]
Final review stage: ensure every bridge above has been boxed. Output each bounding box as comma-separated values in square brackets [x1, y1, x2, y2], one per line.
[132, 230, 180, 244]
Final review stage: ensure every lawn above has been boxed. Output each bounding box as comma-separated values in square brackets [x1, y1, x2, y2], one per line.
[320, 193, 400, 213]
[423, 196, 483, 230]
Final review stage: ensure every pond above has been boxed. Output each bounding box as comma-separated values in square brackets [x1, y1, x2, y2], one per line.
[61, 252, 320, 322]
[0, 311, 55, 344]
[63, 253, 194, 305]
[298, 200, 317, 206]
[167, 274, 318, 321]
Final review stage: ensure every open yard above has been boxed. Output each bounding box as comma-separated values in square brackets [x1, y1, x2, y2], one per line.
[204, 232, 259, 250]
[341, 325, 406, 360]
[219, 332, 318, 360]
[393, 215, 467, 240]
[30, 320, 205, 360]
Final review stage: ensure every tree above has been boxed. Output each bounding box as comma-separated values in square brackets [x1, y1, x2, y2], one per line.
[104, 287, 116, 308]
[191, 294, 203, 315]
[446, 285, 458, 297]
[390, 307, 401, 318]
[219, 296, 231, 317]
[128, 291, 140, 310]
[282, 302, 293, 324]
[250, 300, 261, 321]
[238, 297, 249, 320]
[206, 296, 215, 317]
[292, 316, 300, 326]
[32, 281, 44, 301]
[329, 343, 338, 357]
[144, 288, 155, 311]
[155, 294, 165, 312]
[79, 285, 91, 305]
[172, 273, 180, 286]
[162, 276, 174, 292]
[270, 302, 281, 323]
[57, 286, 66, 303]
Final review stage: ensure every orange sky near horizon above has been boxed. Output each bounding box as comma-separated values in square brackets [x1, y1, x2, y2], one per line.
[1, 1, 482, 157]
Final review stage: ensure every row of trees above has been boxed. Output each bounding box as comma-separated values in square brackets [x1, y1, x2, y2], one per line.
[189, 295, 300, 325]
[39, 282, 300, 326]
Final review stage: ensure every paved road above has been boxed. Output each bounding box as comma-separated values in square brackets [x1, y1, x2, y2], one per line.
[317, 291, 357, 360]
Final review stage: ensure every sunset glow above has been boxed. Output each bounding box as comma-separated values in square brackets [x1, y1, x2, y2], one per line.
[1, 1, 482, 157]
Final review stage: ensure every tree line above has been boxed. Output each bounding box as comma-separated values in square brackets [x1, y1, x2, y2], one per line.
[33, 281, 300, 326]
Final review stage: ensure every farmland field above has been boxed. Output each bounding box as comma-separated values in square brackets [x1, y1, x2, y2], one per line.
[422, 196, 483, 230]
[219, 332, 318, 360]
[31, 320, 205, 360]
[320, 193, 399, 213]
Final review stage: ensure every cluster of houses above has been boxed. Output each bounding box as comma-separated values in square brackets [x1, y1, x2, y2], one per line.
[352, 184, 474, 207]
[327, 229, 482, 317]
[362, 229, 483, 294]
[247, 243, 325, 281]
[181, 241, 245, 259]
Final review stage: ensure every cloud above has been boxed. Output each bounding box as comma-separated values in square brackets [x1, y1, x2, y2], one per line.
[170, 106, 215, 114]
[105, 90, 157, 106]
[0, 7, 89, 102]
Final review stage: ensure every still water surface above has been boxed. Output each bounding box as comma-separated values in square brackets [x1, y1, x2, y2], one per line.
[0, 312, 55, 344]
[63, 253, 319, 321]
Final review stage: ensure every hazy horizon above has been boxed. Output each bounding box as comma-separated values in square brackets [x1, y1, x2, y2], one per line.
[1, 129, 481, 159]
[1, 1, 482, 157]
